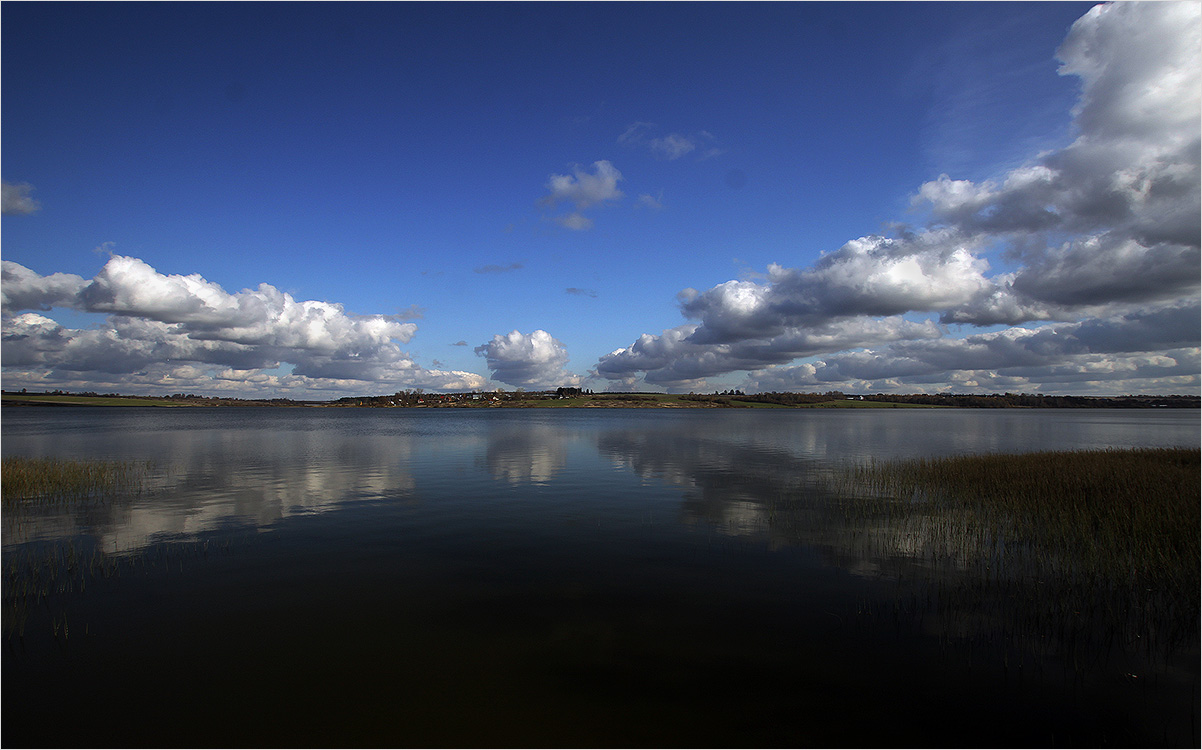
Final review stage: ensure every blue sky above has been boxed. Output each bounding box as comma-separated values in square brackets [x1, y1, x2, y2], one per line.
[3, 2, 1198, 397]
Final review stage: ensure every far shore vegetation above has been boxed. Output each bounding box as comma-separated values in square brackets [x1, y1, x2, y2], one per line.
[3, 388, 1198, 410]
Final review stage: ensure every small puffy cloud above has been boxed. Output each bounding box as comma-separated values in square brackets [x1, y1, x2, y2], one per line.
[638, 192, 665, 211]
[1, 181, 41, 215]
[392, 304, 424, 320]
[542, 160, 623, 210]
[474, 262, 524, 274]
[649, 133, 697, 160]
[618, 121, 655, 146]
[539, 160, 623, 231]
[555, 212, 593, 231]
[618, 123, 720, 161]
[475, 329, 580, 388]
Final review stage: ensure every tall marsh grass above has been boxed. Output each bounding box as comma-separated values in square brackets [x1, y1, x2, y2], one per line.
[3, 456, 154, 638]
[2, 456, 149, 504]
[840, 447, 1200, 673]
[846, 447, 1199, 588]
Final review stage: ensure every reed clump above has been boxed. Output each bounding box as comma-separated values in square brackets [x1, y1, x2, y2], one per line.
[839, 447, 1200, 671]
[847, 447, 1199, 589]
[2, 456, 149, 505]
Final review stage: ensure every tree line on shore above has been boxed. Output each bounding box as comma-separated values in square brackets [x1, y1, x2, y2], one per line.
[3, 388, 1198, 409]
[706, 391, 1201, 408]
[334, 389, 1200, 408]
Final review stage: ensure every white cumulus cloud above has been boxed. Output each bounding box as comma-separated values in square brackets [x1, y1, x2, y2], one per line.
[1, 256, 486, 397]
[475, 329, 580, 388]
[540, 160, 623, 230]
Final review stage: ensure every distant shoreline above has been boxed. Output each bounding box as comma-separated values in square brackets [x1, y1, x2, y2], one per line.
[3, 391, 1198, 410]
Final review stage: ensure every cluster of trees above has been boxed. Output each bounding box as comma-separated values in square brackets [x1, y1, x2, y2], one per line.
[334, 390, 432, 407]
[731, 391, 1201, 408]
[717, 390, 847, 406]
[683, 390, 854, 406]
[680, 393, 744, 406]
[161, 392, 308, 405]
[859, 393, 1199, 408]
[160, 392, 309, 406]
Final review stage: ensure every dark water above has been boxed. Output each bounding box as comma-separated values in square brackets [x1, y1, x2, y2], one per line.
[3, 407, 1198, 747]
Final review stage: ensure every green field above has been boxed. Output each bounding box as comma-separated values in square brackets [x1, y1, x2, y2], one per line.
[1, 394, 198, 407]
[788, 398, 939, 408]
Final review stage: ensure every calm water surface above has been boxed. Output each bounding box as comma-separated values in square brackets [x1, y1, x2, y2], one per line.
[3, 407, 1199, 746]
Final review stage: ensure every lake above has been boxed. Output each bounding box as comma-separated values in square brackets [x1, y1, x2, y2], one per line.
[3, 407, 1199, 747]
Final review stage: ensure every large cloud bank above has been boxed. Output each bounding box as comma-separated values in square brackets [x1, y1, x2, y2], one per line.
[595, 2, 1200, 395]
[2, 255, 486, 397]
